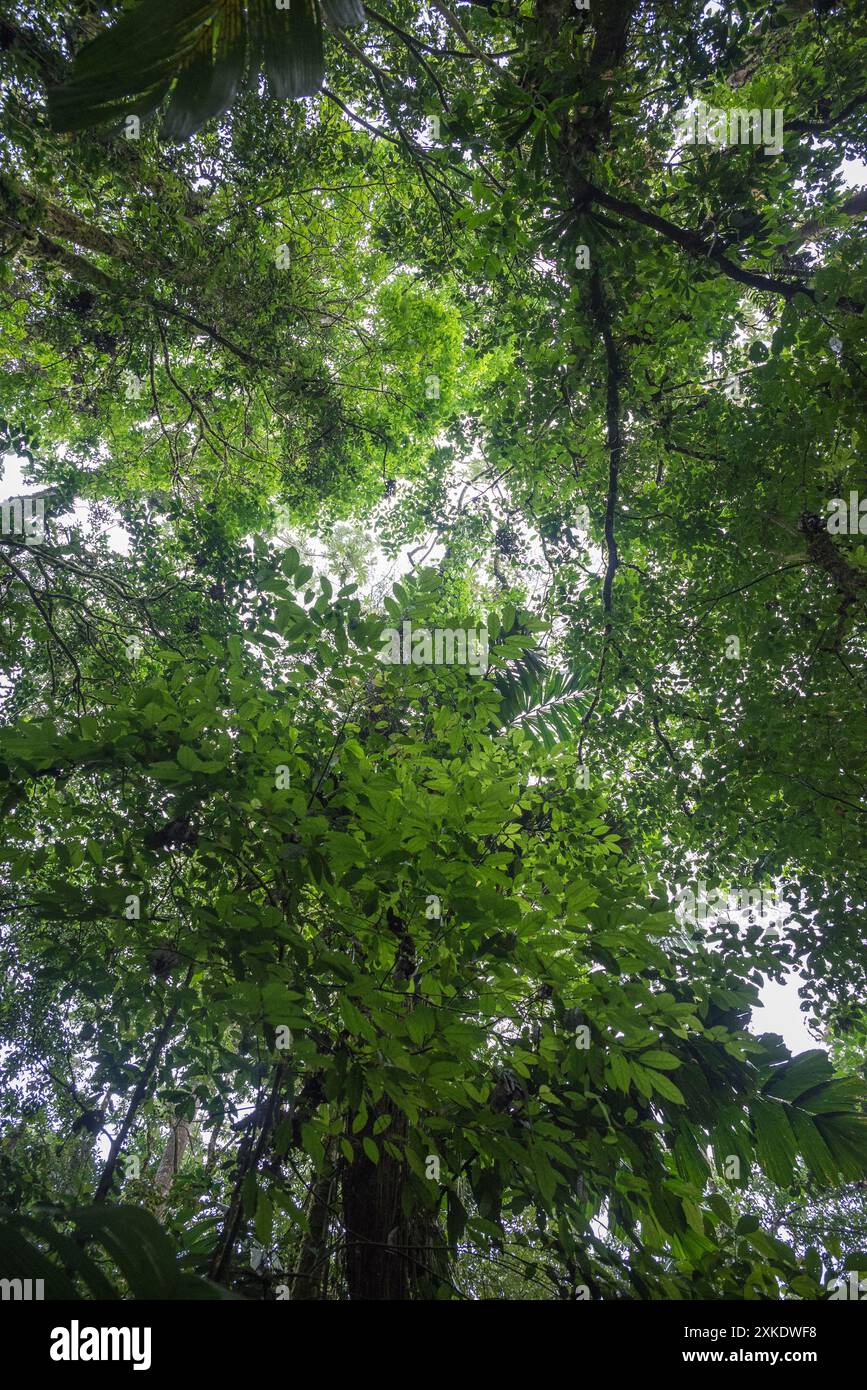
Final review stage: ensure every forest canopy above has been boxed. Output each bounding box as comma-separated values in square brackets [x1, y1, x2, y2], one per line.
[1, 0, 867, 1304]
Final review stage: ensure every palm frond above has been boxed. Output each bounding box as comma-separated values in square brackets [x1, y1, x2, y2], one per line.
[493, 649, 592, 750]
[48, 0, 363, 139]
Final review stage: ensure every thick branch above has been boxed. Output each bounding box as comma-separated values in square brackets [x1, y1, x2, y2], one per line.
[800, 514, 867, 612]
[93, 966, 193, 1204]
[590, 272, 622, 616]
[209, 1062, 286, 1283]
[584, 182, 812, 303]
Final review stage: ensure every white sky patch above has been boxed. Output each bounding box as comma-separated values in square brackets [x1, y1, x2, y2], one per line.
[833, 156, 866, 189]
[1, 452, 131, 554]
[752, 972, 816, 1053]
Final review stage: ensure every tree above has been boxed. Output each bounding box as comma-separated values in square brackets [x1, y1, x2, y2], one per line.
[1, 0, 866, 1300]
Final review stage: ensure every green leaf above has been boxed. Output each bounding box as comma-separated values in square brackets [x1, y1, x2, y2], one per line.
[255, 0, 324, 101]
[648, 1070, 685, 1105]
[750, 1097, 797, 1187]
[162, 31, 246, 142]
[640, 1050, 681, 1071]
[763, 1050, 831, 1102]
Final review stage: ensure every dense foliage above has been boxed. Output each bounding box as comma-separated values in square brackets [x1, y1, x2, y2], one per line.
[1, 0, 866, 1300]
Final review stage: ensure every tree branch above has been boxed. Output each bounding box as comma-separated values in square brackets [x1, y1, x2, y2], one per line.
[92, 965, 194, 1204]
[584, 182, 815, 303]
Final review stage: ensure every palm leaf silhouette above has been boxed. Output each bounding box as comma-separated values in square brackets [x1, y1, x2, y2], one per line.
[47, 0, 365, 140]
[494, 646, 592, 750]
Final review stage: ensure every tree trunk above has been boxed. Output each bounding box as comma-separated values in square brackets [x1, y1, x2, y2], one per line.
[292, 1145, 336, 1300]
[342, 1099, 449, 1300]
[153, 1110, 194, 1221]
[343, 1100, 411, 1300]
[204, 1116, 223, 1173]
[92, 965, 193, 1204]
[801, 515, 867, 611]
